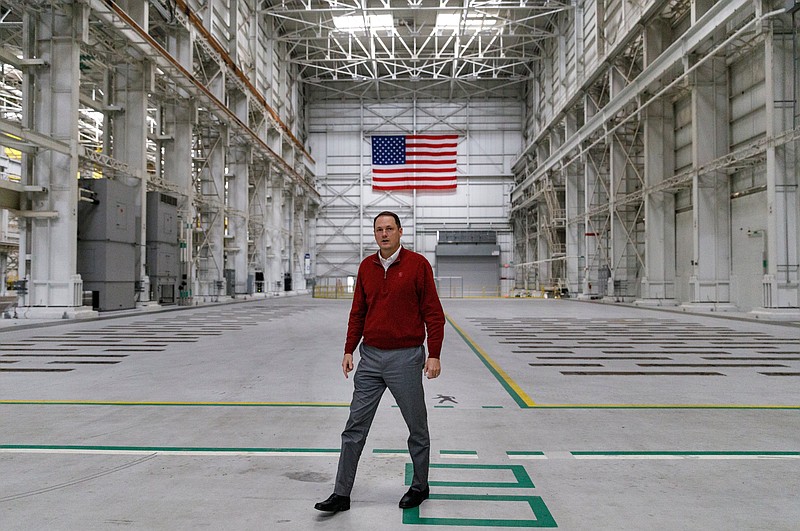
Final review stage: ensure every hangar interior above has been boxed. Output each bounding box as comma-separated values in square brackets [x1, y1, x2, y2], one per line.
[0, 0, 798, 315]
[0, 2, 799, 529]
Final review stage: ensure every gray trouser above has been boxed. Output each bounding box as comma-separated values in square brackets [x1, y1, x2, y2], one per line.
[334, 343, 430, 496]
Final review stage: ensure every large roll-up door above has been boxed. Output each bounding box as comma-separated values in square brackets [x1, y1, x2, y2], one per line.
[435, 231, 500, 297]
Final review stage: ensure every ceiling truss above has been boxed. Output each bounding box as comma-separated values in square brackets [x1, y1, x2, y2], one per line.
[259, 0, 573, 100]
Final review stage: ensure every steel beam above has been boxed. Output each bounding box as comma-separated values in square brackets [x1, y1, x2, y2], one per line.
[0, 117, 70, 155]
[512, 0, 754, 201]
[85, 0, 319, 202]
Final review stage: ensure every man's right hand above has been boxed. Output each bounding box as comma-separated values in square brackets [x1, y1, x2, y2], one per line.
[342, 353, 354, 378]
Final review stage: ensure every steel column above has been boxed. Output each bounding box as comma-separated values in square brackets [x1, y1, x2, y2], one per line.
[267, 171, 284, 293]
[163, 23, 196, 304]
[640, 18, 677, 303]
[113, 1, 150, 303]
[763, 17, 800, 307]
[564, 110, 581, 295]
[228, 90, 251, 296]
[689, 52, 731, 304]
[27, 5, 83, 310]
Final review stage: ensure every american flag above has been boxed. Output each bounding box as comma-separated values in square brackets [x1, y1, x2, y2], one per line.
[371, 134, 459, 191]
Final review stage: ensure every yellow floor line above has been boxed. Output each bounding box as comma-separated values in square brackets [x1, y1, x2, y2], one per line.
[532, 403, 800, 409]
[447, 315, 537, 408]
[0, 400, 350, 407]
[445, 316, 799, 410]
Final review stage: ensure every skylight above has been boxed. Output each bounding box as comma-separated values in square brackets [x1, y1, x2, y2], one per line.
[333, 14, 394, 32]
[436, 12, 498, 32]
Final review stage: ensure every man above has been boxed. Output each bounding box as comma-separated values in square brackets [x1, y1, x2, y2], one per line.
[315, 211, 445, 513]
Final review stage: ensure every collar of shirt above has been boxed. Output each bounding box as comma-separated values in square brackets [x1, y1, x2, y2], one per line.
[379, 245, 402, 271]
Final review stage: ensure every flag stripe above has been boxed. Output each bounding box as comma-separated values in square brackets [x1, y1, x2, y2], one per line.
[374, 185, 456, 191]
[374, 167, 456, 174]
[374, 175, 460, 183]
[372, 134, 458, 191]
[406, 151, 456, 161]
[407, 134, 459, 140]
[407, 142, 458, 150]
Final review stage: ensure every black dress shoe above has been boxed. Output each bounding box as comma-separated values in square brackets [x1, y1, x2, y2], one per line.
[399, 486, 430, 509]
[314, 493, 350, 512]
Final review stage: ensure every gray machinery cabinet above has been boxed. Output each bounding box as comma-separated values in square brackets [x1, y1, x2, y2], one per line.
[77, 178, 137, 311]
[146, 192, 180, 304]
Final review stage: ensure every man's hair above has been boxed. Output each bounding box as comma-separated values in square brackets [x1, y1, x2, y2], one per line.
[373, 211, 402, 229]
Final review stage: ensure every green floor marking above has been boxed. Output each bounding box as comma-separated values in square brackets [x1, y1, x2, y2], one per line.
[373, 449, 408, 455]
[444, 317, 800, 411]
[447, 315, 536, 408]
[402, 493, 557, 528]
[507, 451, 547, 459]
[405, 463, 534, 488]
[528, 404, 800, 410]
[0, 444, 340, 455]
[440, 450, 478, 457]
[571, 451, 800, 458]
[482, 405, 504, 409]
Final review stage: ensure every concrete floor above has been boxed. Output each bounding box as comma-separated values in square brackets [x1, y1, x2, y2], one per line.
[1, 296, 799, 530]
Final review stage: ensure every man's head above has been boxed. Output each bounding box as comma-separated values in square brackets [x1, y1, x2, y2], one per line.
[373, 211, 403, 258]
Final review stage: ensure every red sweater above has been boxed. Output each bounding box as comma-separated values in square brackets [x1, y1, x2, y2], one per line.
[345, 248, 445, 358]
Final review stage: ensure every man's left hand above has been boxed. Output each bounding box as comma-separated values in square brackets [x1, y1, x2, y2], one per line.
[424, 358, 441, 379]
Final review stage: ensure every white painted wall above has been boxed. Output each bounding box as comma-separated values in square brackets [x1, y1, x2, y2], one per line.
[309, 98, 522, 292]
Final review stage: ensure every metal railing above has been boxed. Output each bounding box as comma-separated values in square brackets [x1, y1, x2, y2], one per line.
[435, 277, 463, 298]
[314, 276, 503, 299]
[313, 277, 354, 299]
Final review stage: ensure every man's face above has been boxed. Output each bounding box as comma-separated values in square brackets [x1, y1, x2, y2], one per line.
[374, 215, 403, 256]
